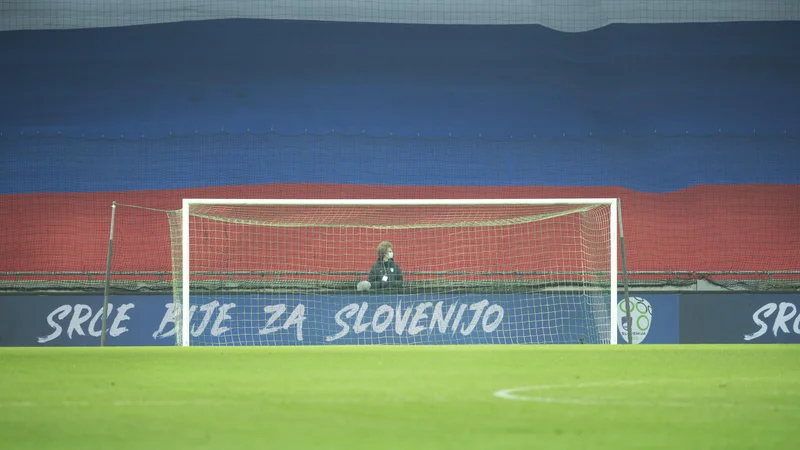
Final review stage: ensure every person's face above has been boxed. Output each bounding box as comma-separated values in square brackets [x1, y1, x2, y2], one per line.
[385, 247, 393, 260]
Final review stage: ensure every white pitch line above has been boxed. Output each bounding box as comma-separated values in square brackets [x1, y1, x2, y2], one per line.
[0, 395, 445, 408]
[0, 400, 226, 408]
[493, 378, 800, 410]
[0, 401, 37, 408]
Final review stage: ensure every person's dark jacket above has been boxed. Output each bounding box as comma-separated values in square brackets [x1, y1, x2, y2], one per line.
[368, 257, 404, 289]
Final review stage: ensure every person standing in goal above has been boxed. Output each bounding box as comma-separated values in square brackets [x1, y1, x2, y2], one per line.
[357, 240, 404, 291]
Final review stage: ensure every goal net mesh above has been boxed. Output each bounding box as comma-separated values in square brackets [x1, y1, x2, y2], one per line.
[168, 202, 615, 346]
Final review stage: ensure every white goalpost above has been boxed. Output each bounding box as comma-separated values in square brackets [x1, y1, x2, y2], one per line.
[173, 199, 626, 347]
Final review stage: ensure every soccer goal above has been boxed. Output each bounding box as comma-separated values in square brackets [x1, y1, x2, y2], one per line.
[170, 199, 628, 346]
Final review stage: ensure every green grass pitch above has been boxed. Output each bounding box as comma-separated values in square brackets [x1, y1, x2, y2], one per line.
[1, 345, 798, 450]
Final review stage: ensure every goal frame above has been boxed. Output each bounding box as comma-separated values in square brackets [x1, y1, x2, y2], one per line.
[180, 198, 624, 346]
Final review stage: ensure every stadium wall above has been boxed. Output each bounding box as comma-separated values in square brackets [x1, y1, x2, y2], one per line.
[1, 293, 798, 347]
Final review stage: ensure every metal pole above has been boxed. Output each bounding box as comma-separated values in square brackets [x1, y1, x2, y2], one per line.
[101, 202, 117, 347]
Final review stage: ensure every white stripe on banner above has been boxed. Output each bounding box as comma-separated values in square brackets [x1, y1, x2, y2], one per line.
[1, 0, 798, 33]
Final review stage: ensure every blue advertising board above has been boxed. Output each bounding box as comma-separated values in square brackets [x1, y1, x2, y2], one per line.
[0, 295, 169, 347]
[679, 293, 800, 344]
[0, 293, 625, 346]
[6, 293, 798, 347]
[616, 294, 679, 344]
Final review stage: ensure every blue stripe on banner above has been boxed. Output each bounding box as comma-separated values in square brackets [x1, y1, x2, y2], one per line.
[2, 20, 800, 194]
[0, 20, 798, 140]
[1, 133, 798, 194]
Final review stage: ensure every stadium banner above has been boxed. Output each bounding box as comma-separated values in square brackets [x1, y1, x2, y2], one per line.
[0, 293, 667, 346]
[679, 293, 800, 344]
[0, 295, 165, 347]
[616, 294, 679, 344]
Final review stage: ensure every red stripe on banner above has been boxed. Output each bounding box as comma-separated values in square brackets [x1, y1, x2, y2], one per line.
[1, 184, 798, 278]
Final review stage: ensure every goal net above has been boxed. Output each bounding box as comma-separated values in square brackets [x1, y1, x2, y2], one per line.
[169, 199, 622, 346]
